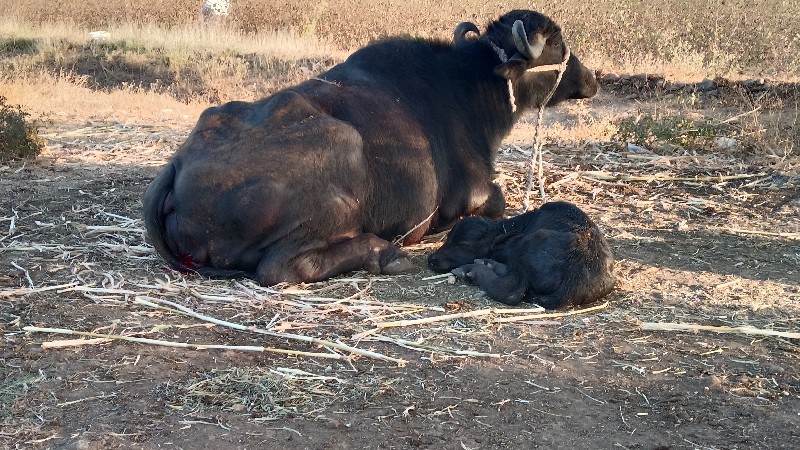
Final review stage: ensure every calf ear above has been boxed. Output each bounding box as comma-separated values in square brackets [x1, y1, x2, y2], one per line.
[491, 231, 520, 247]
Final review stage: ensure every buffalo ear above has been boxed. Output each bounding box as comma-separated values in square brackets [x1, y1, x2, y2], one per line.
[493, 55, 528, 80]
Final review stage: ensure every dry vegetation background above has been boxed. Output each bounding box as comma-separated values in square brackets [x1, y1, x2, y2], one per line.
[3, 0, 800, 95]
[2, 0, 798, 157]
[4, 0, 800, 79]
[1, 1, 800, 449]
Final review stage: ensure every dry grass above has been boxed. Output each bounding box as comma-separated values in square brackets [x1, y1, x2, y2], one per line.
[2, 1, 798, 160]
[0, 73, 206, 126]
[0, 112, 798, 444]
[0, 14, 340, 105]
[0, 3, 798, 448]
[4, 0, 799, 79]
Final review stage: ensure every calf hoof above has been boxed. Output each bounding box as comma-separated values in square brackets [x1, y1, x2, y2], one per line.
[451, 266, 476, 283]
[451, 267, 467, 280]
[473, 258, 494, 268]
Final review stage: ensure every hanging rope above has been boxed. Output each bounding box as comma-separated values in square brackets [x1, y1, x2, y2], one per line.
[522, 45, 571, 212]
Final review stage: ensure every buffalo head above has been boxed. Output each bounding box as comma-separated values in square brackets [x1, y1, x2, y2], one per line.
[482, 10, 598, 108]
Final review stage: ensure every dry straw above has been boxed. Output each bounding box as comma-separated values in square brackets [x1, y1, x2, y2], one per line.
[641, 322, 800, 339]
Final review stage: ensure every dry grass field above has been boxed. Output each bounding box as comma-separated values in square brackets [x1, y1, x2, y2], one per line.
[1, 1, 799, 449]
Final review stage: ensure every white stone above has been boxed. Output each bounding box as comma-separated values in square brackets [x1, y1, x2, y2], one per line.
[715, 137, 738, 150]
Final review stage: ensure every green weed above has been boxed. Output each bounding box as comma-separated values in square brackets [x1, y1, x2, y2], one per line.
[0, 96, 44, 162]
[614, 114, 721, 151]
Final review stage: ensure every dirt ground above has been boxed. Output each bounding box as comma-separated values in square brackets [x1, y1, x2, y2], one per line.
[1, 80, 799, 450]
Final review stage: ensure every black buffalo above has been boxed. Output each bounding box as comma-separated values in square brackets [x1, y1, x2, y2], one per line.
[428, 201, 615, 309]
[142, 10, 598, 285]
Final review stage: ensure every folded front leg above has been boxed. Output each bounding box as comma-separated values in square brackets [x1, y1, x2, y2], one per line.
[256, 233, 413, 285]
[453, 259, 527, 305]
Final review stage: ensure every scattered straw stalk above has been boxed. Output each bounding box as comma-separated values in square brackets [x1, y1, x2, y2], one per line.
[641, 322, 800, 339]
[133, 296, 407, 365]
[24, 326, 345, 359]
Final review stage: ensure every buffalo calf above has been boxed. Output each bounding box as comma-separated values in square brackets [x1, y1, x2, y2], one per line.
[429, 201, 615, 309]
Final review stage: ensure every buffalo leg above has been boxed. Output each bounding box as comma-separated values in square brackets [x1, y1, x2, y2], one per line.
[255, 233, 413, 285]
[469, 183, 505, 219]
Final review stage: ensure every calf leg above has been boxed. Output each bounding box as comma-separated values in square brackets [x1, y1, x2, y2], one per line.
[255, 233, 413, 285]
[453, 260, 527, 306]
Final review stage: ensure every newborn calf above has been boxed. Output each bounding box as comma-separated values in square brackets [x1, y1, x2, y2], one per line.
[427, 201, 615, 309]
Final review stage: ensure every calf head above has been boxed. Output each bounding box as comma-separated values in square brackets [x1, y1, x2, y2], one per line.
[427, 216, 505, 272]
[484, 10, 598, 108]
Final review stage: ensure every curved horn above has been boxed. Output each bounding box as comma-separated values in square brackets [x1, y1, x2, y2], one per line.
[453, 21, 480, 44]
[512, 20, 546, 60]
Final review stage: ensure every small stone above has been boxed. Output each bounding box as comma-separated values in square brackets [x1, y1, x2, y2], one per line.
[88, 30, 111, 42]
[698, 78, 716, 91]
[626, 143, 649, 154]
[601, 73, 620, 83]
[715, 137, 738, 150]
[674, 220, 689, 231]
[624, 93, 639, 100]
[705, 375, 724, 391]
[663, 93, 676, 100]
[667, 82, 687, 92]
[744, 78, 766, 86]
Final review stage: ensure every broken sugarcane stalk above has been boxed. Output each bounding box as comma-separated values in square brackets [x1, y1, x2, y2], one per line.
[641, 322, 800, 339]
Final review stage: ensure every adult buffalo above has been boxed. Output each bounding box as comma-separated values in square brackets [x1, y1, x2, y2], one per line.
[142, 10, 598, 285]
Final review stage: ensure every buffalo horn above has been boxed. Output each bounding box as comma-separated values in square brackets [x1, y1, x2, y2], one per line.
[512, 20, 545, 60]
[453, 21, 480, 43]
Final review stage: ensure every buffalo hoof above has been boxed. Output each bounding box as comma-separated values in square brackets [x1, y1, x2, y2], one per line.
[382, 256, 414, 275]
[376, 246, 413, 275]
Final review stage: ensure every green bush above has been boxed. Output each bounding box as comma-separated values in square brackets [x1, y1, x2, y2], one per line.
[0, 96, 44, 162]
[614, 114, 719, 151]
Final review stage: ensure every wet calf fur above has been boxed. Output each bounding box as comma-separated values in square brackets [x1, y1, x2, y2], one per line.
[428, 201, 615, 309]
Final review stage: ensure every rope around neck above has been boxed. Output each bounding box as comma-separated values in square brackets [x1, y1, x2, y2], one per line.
[489, 42, 519, 112]
[488, 42, 570, 116]
[487, 40, 570, 210]
[523, 44, 571, 212]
